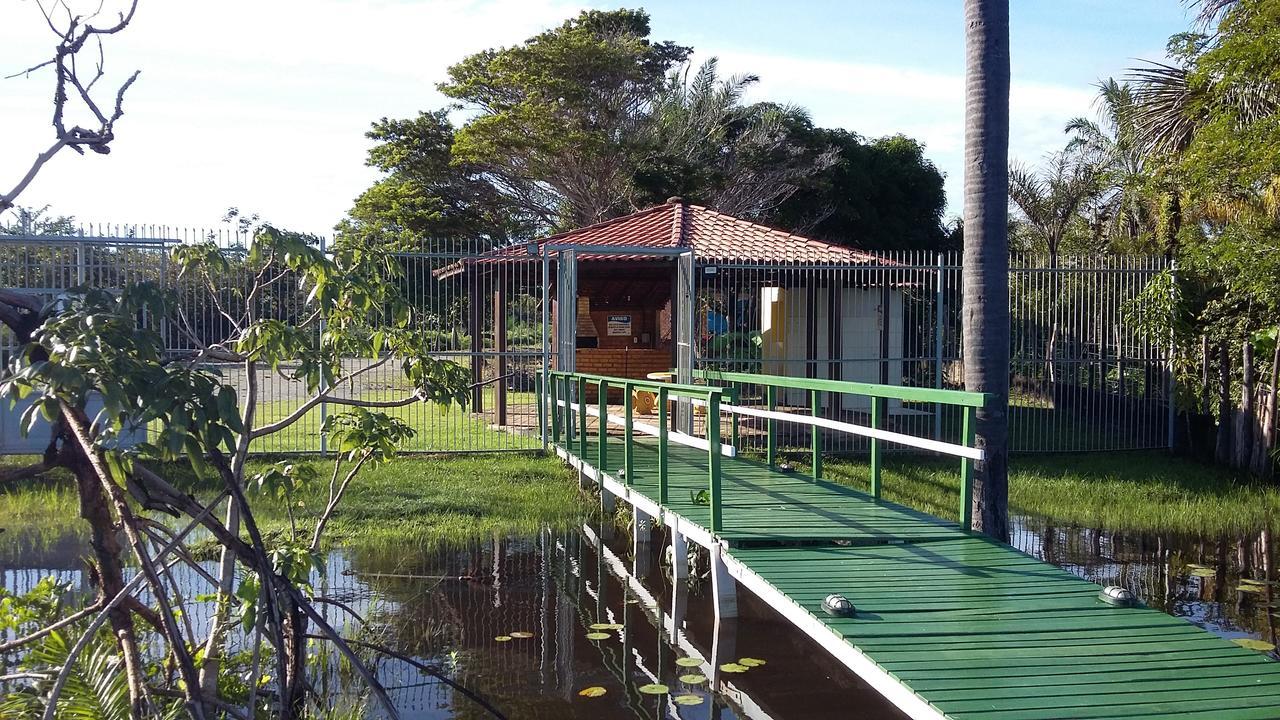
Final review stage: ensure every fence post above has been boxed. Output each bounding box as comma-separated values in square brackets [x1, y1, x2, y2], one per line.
[708, 392, 722, 533]
[597, 378, 608, 472]
[658, 387, 669, 504]
[550, 374, 561, 445]
[766, 384, 777, 467]
[577, 376, 588, 461]
[960, 405, 976, 531]
[809, 388, 821, 480]
[729, 383, 740, 452]
[535, 373, 545, 443]
[870, 396, 885, 498]
[935, 251, 945, 441]
[623, 381, 634, 484]
[318, 234, 328, 455]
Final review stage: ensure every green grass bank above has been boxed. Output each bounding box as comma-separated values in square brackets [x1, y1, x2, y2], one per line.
[0, 453, 585, 550]
[823, 450, 1280, 535]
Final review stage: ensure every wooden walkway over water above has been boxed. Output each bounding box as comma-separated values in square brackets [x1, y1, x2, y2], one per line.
[542, 369, 1280, 720]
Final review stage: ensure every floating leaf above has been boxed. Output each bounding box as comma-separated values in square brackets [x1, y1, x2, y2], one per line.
[675, 657, 702, 667]
[585, 632, 611, 641]
[738, 657, 767, 667]
[1188, 568, 1217, 578]
[509, 631, 534, 639]
[494, 635, 512, 642]
[638, 683, 669, 695]
[578, 686, 608, 698]
[674, 694, 704, 705]
[679, 673, 706, 684]
[719, 662, 749, 673]
[1185, 563, 1212, 570]
[1233, 638, 1276, 652]
[590, 622, 623, 631]
[1237, 584, 1264, 594]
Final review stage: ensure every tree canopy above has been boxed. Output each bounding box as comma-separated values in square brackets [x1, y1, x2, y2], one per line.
[342, 8, 950, 251]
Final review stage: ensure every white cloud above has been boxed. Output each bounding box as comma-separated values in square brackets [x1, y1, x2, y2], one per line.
[0, 0, 586, 233]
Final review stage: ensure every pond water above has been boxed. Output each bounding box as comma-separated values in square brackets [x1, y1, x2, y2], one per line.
[2, 513, 1278, 718]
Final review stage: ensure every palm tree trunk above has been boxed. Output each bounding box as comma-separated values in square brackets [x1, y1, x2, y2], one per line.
[962, 0, 1011, 540]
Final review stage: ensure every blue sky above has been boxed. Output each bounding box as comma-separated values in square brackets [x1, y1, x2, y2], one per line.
[0, 0, 1195, 236]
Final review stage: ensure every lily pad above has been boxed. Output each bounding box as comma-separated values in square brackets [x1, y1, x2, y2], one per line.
[674, 694, 704, 705]
[1188, 568, 1217, 578]
[585, 632, 611, 641]
[578, 686, 607, 698]
[1237, 584, 1264, 594]
[719, 662, 749, 673]
[510, 631, 534, 639]
[738, 657, 767, 667]
[1233, 638, 1276, 652]
[679, 673, 706, 684]
[494, 635, 512, 642]
[638, 683, 669, 695]
[675, 657, 703, 668]
[1185, 562, 1212, 570]
[589, 622, 624, 631]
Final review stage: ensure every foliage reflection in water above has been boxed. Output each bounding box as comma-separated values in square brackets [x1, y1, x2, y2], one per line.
[4, 514, 1280, 717]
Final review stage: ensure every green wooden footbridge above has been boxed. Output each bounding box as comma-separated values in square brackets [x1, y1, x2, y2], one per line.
[539, 368, 1280, 720]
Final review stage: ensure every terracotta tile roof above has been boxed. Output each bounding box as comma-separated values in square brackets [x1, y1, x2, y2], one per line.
[452, 198, 884, 269]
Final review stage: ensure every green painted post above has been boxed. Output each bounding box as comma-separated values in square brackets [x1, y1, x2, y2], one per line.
[809, 389, 821, 481]
[766, 384, 777, 467]
[960, 405, 976, 531]
[729, 383, 740, 452]
[707, 392, 723, 533]
[577, 376, 588, 461]
[870, 396, 885, 498]
[657, 387, 669, 503]
[550, 375, 561, 446]
[535, 373, 545, 442]
[597, 379, 608, 472]
[623, 382, 634, 484]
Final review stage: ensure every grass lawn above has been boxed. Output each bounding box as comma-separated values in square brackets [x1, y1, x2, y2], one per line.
[821, 450, 1280, 535]
[0, 453, 587, 550]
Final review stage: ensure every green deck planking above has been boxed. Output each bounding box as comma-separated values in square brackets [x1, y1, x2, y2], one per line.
[554, 431, 1280, 719]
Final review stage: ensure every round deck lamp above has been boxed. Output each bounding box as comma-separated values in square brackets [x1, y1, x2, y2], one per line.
[823, 594, 856, 617]
[1098, 585, 1139, 607]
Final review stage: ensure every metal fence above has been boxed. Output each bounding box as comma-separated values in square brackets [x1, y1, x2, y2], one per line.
[695, 252, 1172, 453]
[0, 230, 1171, 455]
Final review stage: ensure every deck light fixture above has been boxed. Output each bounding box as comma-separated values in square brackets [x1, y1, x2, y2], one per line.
[1098, 585, 1139, 608]
[822, 593, 856, 617]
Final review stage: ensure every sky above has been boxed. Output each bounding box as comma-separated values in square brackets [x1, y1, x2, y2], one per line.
[0, 0, 1196, 237]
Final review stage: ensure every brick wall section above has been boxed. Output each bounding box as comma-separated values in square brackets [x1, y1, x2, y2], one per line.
[574, 348, 671, 401]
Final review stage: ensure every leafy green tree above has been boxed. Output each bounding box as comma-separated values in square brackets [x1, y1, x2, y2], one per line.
[0, 225, 472, 717]
[0, 206, 78, 236]
[439, 9, 691, 227]
[336, 111, 538, 251]
[635, 58, 836, 221]
[1008, 151, 1104, 260]
[775, 131, 950, 250]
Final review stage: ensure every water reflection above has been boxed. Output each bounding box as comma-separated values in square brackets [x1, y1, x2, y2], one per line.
[3, 516, 1279, 717]
[1011, 515, 1280, 659]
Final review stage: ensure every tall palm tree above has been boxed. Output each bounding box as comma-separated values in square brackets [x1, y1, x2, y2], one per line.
[1067, 80, 1163, 253]
[962, 0, 1011, 540]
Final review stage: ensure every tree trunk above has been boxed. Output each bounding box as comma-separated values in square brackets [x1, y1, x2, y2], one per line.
[1234, 340, 1254, 469]
[962, 0, 1011, 540]
[1250, 328, 1278, 478]
[1216, 343, 1232, 465]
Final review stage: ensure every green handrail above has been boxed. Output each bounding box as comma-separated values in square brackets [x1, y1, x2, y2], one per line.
[693, 368, 989, 531]
[694, 369, 987, 407]
[546, 369, 726, 533]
